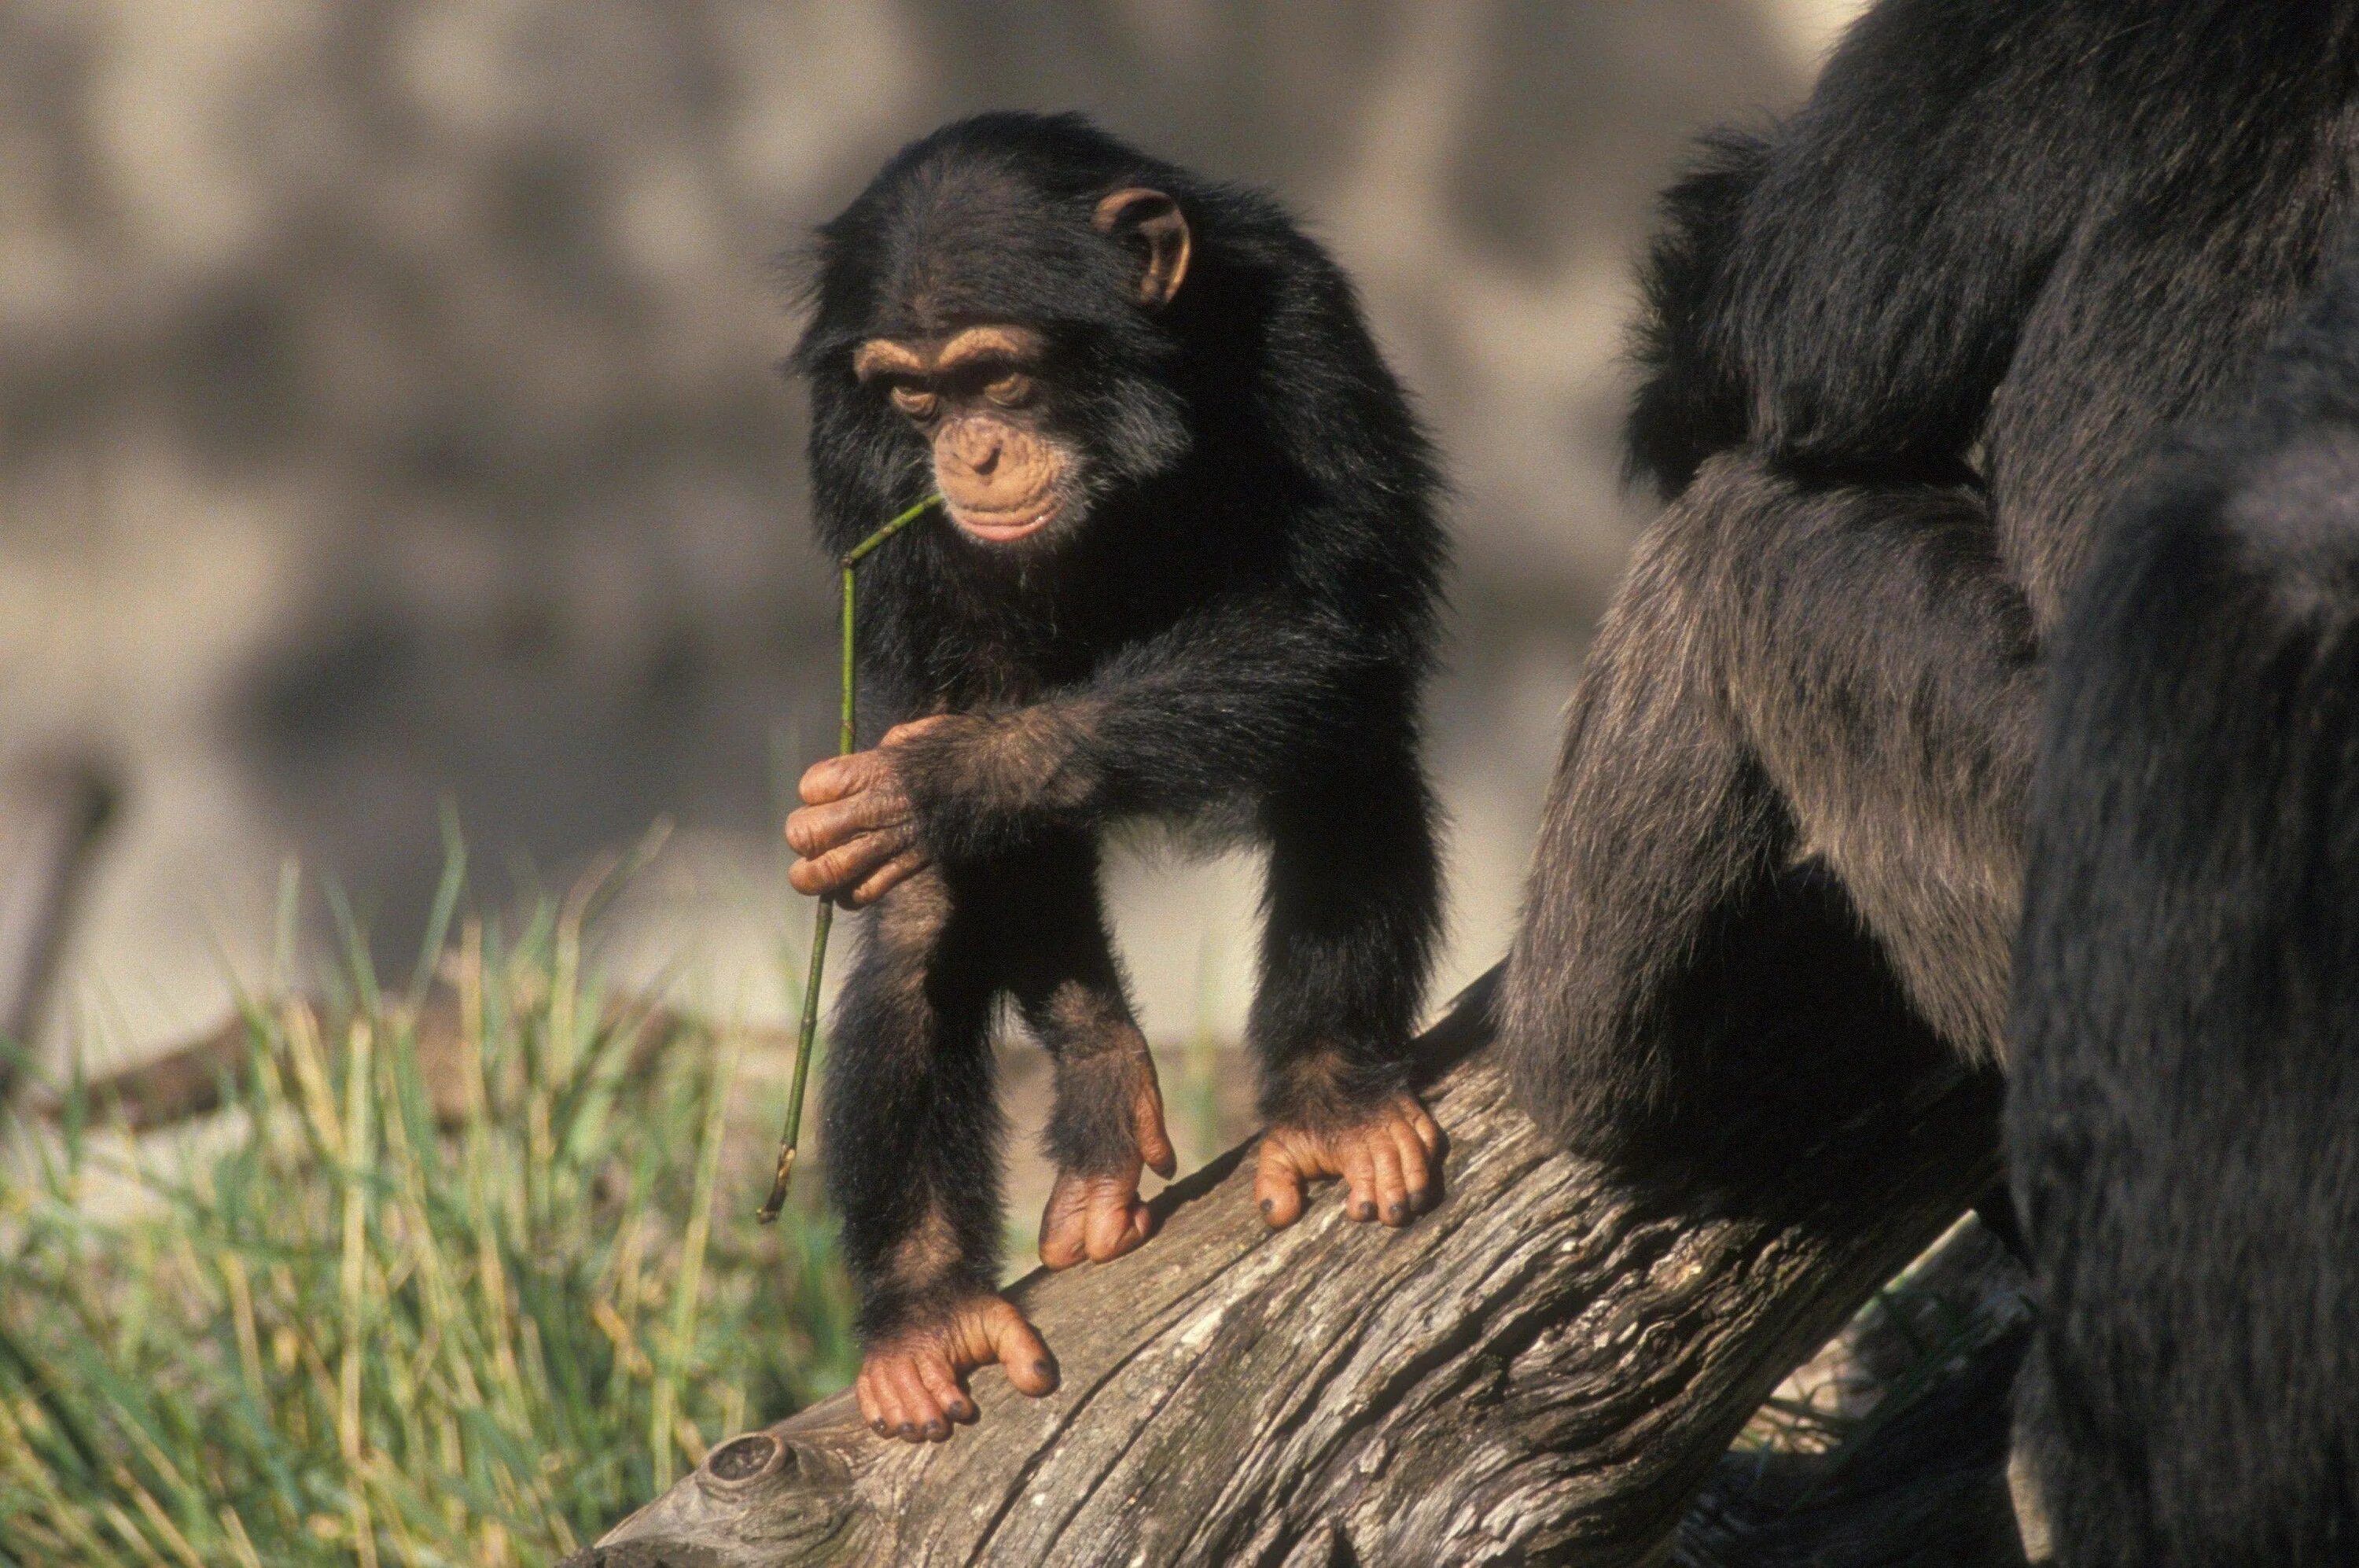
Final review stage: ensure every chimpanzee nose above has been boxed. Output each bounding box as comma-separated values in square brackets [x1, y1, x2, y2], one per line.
[971, 442, 1000, 477]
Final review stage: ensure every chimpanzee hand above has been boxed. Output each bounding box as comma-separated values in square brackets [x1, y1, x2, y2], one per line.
[785, 716, 960, 906]
[1037, 1050, 1178, 1269]
[855, 1294, 1058, 1443]
[1256, 1092, 1443, 1230]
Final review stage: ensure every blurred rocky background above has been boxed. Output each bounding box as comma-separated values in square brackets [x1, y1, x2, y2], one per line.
[0, 0, 1867, 1077]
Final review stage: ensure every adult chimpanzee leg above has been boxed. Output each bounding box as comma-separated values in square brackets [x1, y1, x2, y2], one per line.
[1251, 744, 1445, 1230]
[1500, 496, 1795, 1161]
[1503, 449, 2037, 1156]
[823, 865, 1054, 1442]
[1682, 451, 2037, 1064]
[995, 830, 1177, 1272]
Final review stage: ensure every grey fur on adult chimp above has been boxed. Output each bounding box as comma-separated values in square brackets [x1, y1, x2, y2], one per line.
[2012, 219, 2359, 1566]
[783, 113, 1445, 1444]
[1496, 4, 2359, 1555]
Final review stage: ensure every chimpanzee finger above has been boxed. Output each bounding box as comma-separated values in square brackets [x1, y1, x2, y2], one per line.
[1340, 1136, 1384, 1223]
[1038, 1175, 1091, 1270]
[856, 1369, 887, 1434]
[790, 830, 908, 899]
[797, 748, 892, 807]
[796, 753, 859, 807]
[865, 1365, 915, 1438]
[1084, 1184, 1151, 1262]
[1391, 1116, 1437, 1213]
[980, 1302, 1058, 1397]
[912, 1355, 974, 1427]
[1133, 1077, 1177, 1180]
[1402, 1095, 1444, 1158]
[884, 1357, 944, 1441]
[785, 789, 909, 860]
[1366, 1138, 1411, 1227]
[845, 848, 930, 908]
[1254, 1139, 1308, 1229]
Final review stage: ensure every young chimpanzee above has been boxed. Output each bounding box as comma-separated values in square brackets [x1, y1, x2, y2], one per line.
[782, 113, 1444, 1444]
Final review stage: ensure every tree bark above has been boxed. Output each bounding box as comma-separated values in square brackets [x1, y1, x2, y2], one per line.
[564, 968, 2000, 1568]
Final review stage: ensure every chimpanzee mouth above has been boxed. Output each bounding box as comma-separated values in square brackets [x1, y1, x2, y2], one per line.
[949, 501, 1059, 543]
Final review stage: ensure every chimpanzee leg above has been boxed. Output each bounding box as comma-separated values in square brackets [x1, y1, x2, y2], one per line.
[821, 863, 1005, 1342]
[1250, 740, 1445, 1229]
[825, 861, 1065, 1441]
[997, 830, 1176, 1268]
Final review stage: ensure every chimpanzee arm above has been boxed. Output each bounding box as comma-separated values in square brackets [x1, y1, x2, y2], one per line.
[1253, 736, 1441, 1132]
[884, 588, 1411, 863]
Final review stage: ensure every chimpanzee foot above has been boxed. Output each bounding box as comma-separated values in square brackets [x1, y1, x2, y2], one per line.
[1039, 1054, 1177, 1269]
[1255, 1091, 1443, 1231]
[853, 1295, 1058, 1443]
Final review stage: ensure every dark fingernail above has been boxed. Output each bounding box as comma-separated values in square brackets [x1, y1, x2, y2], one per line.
[954, 1401, 973, 1420]
[1387, 1202, 1408, 1223]
[898, 1423, 917, 1440]
[1356, 1202, 1376, 1221]
[926, 1422, 948, 1440]
[872, 1420, 889, 1434]
[1260, 1198, 1274, 1215]
[1033, 1358, 1058, 1385]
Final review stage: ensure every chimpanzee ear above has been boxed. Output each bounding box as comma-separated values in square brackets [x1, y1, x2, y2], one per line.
[1092, 187, 1191, 309]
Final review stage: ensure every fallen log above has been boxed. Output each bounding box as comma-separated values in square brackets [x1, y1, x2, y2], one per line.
[33, 986, 718, 1133]
[567, 966, 2000, 1567]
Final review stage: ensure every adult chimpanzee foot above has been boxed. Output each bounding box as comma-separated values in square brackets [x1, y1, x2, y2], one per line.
[852, 1295, 1058, 1443]
[1039, 1065, 1177, 1269]
[1255, 1091, 1443, 1231]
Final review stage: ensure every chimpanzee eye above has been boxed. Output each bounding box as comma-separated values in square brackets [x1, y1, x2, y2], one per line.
[984, 373, 1034, 408]
[889, 383, 940, 420]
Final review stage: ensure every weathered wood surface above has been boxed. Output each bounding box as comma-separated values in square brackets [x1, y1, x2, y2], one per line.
[0, 753, 116, 1107]
[567, 969, 2000, 1568]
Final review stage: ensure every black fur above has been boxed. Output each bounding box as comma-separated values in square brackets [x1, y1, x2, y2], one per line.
[794, 114, 1444, 1340]
[2011, 223, 2359, 1567]
[1500, 0, 2359, 1170]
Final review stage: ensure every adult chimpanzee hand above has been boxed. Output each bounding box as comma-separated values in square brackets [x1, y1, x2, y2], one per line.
[785, 716, 959, 906]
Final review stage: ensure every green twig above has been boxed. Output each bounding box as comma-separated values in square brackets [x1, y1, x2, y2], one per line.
[758, 494, 940, 1224]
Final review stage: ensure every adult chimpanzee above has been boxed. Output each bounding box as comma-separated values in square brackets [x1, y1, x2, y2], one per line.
[1500, 0, 2359, 1147]
[783, 113, 1444, 1443]
[1492, 1, 2359, 1556]
[2012, 224, 2359, 1566]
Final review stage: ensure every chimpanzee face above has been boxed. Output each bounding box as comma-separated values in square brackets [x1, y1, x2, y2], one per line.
[846, 189, 1191, 547]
